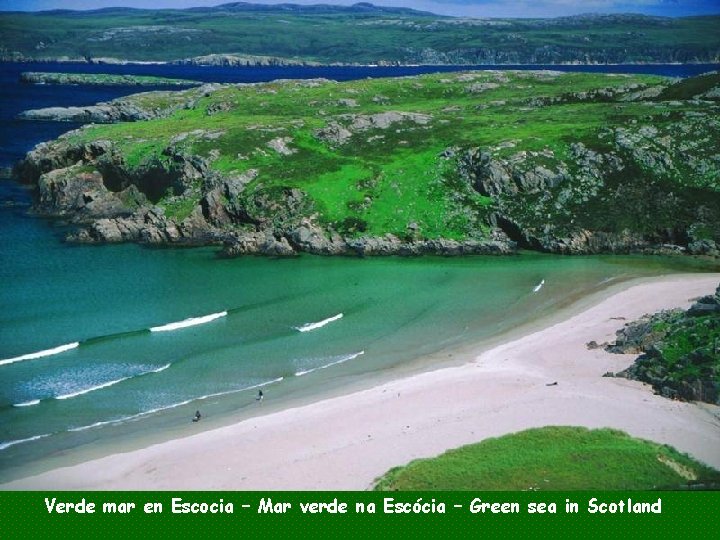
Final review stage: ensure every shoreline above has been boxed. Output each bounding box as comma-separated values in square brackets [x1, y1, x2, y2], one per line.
[2, 58, 719, 67]
[3, 273, 719, 490]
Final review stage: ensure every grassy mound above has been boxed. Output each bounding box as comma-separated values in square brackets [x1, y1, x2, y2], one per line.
[374, 426, 720, 490]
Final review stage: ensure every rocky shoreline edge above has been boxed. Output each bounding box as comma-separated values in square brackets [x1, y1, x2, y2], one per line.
[13, 130, 717, 259]
[11, 72, 720, 259]
[600, 284, 720, 404]
[11, 131, 701, 259]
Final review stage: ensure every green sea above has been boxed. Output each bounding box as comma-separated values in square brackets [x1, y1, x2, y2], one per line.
[1, 189, 717, 481]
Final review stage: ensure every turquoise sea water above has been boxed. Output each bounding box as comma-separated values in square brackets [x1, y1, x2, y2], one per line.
[2, 61, 719, 482]
[1, 193, 716, 480]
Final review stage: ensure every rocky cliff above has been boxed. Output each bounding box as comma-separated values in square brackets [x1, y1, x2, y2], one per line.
[13, 70, 720, 258]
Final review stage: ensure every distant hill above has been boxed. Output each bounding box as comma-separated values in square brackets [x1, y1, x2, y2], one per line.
[0, 2, 718, 64]
[186, 2, 438, 16]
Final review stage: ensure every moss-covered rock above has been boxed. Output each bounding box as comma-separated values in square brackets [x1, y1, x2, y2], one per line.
[607, 284, 720, 404]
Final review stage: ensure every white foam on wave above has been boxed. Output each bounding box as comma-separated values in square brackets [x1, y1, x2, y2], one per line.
[532, 279, 545, 293]
[0, 433, 51, 451]
[149, 363, 172, 374]
[55, 363, 172, 401]
[55, 376, 132, 400]
[295, 351, 364, 377]
[294, 313, 343, 333]
[150, 311, 227, 333]
[68, 419, 118, 433]
[13, 399, 41, 408]
[68, 377, 284, 433]
[191, 377, 284, 403]
[0, 342, 79, 367]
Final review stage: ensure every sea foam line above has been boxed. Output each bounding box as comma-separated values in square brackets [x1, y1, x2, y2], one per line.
[55, 376, 133, 400]
[150, 311, 227, 333]
[0, 433, 51, 451]
[2, 376, 285, 450]
[56, 363, 172, 401]
[13, 399, 41, 408]
[0, 342, 79, 367]
[295, 351, 364, 377]
[11, 364, 172, 406]
[68, 377, 284, 433]
[294, 313, 343, 333]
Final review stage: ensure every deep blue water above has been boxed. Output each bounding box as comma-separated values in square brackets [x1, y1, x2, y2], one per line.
[2, 61, 718, 170]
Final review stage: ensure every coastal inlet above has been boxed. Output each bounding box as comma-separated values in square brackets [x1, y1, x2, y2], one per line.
[2, 226, 714, 478]
[2, 60, 719, 481]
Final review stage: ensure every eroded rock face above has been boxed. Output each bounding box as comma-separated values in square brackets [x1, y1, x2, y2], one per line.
[37, 165, 111, 216]
[289, 221, 347, 255]
[69, 206, 213, 245]
[19, 104, 151, 123]
[18, 85, 215, 124]
[14, 137, 114, 183]
[222, 230, 296, 257]
[687, 286, 720, 316]
[20, 136, 329, 254]
[313, 123, 353, 146]
[456, 116, 720, 255]
[220, 227, 514, 258]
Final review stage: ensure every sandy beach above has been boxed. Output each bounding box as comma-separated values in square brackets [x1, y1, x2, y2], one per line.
[4, 273, 720, 490]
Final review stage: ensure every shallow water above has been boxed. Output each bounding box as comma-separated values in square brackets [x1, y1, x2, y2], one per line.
[1, 210, 716, 478]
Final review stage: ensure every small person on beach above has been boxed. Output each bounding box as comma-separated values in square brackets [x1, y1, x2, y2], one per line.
[192, 410, 202, 422]
[257, 390, 263, 402]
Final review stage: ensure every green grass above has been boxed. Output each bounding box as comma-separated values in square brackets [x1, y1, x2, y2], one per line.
[373, 426, 720, 490]
[658, 72, 720, 101]
[655, 314, 720, 381]
[160, 195, 199, 222]
[51, 69, 719, 244]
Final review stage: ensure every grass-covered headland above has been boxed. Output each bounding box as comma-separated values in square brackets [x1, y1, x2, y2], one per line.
[373, 427, 720, 490]
[14, 70, 720, 257]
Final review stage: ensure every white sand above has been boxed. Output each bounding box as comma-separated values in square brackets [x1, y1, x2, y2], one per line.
[4, 274, 720, 490]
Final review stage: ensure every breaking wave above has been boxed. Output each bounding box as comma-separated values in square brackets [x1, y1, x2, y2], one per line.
[150, 311, 227, 333]
[55, 363, 171, 401]
[13, 399, 40, 408]
[1, 311, 228, 368]
[0, 342, 79, 367]
[0, 433, 51, 451]
[295, 351, 364, 377]
[294, 313, 343, 333]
